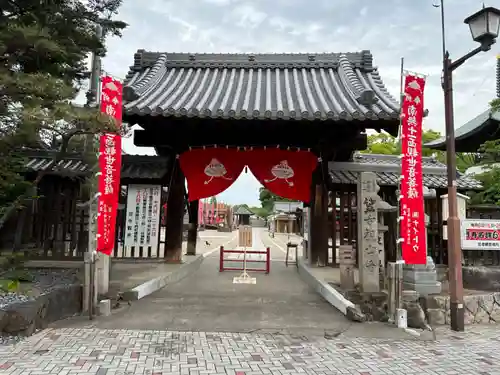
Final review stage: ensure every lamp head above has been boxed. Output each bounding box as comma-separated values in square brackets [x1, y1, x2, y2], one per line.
[464, 6, 500, 50]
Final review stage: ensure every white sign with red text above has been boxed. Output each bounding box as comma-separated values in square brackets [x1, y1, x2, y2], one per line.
[461, 219, 500, 251]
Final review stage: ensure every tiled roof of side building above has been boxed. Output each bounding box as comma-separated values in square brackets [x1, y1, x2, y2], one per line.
[329, 153, 482, 190]
[424, 109, 500, 151]
[23, 152, 170, 179]
[123, 51, 400, 122]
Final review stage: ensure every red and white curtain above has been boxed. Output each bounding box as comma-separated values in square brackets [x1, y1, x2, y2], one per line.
[179, 148, 318, 203]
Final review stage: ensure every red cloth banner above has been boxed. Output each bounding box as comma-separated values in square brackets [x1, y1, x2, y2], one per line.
[96, 76, 123, 255]
[400, 74, 426, 265]
[180, 148, 246, 201]
[247, 149, 318, 203]
[100, 76, 123, 120]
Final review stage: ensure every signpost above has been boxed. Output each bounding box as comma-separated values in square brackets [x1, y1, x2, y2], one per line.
[123, 184, 162, 256]
[233, 226, 256, 284]
[461, 219, 500, 250]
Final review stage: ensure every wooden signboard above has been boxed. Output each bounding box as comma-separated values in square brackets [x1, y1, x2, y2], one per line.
[238, 225, 252, 247]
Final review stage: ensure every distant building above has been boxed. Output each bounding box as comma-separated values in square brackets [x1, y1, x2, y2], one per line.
[234, 205, 253, 226]
[268, 201, 303, 234]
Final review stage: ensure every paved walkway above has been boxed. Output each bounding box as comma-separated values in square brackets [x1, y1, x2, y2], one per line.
[57, 228, 348, 334]
[1, 325, 500, 374]
[108, 230, 237, 297]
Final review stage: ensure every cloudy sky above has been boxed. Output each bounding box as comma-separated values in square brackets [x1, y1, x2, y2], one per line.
[102, 0, 498, 206]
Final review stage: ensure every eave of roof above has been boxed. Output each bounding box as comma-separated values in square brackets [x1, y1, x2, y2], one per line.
[329, 153, 481, 190]
[234, 206, 253, 215]
[122, 50, 400, 123]
[22, 152, 170, 180]
[425, 109, 500, 151]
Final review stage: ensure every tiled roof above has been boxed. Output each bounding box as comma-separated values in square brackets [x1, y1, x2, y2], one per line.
[425, 109, 500, 151]
[25, 156, 90, 176]
[234, 205, 253, 215]
[123, 51, 400, 122]
[23, 152, 169, 180]
[329, 153, 482, 190]
[121, 155, 170, 180]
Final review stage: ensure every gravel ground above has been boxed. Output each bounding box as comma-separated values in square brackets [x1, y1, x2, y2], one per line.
[0, 268, 80, 346]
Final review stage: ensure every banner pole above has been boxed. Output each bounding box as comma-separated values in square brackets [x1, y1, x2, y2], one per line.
[396, 57, 405, 262]
[84, 24, 103, 320]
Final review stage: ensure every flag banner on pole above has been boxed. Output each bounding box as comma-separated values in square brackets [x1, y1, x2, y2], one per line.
[400, 74, 427, 265]
[96, 76, 123, 255]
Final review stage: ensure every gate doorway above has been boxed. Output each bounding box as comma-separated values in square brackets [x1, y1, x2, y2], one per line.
[123, 51, 400, 267]
[110, 51, 401, 330]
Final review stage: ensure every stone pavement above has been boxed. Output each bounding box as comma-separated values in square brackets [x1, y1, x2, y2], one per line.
[3, 228, 497, 373]
[1, 325, 500, 374]
[53, 228, 348, 333]
[108, 230, 237, 299]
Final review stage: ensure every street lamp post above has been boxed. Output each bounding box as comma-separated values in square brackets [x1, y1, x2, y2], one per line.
[440, 2, 500, 331]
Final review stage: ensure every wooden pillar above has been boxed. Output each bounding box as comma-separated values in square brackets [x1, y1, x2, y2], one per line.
[165, 161, 185, 263]
[318, 181, 329, 266]
[309, 170, 329, 266]
[13, 208, 27, 252]
[186, 200, 199, 256]
[330, 189, 337, 266]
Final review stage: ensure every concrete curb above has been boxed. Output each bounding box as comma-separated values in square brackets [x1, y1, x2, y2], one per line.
[121, 255, 204, 301]
[297, 257, 365, 321]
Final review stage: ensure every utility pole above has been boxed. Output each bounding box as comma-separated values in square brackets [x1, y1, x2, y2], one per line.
[83, 24, 103, 319]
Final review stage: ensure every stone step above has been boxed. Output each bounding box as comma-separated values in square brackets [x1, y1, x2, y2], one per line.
[403, 271, 438, 284]
[403, 281, 442, 296]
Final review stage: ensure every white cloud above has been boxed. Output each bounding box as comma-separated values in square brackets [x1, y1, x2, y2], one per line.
[100, 0, 498, 205]
[228, 4, 268, 29]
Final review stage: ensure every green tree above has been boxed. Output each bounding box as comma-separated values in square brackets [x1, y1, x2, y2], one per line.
[362, 130, 477, 173]
[470, 167, 500, 205]
[249, 206, 269, 218]
[466, 140, 500, 205]
[0, 0, 127, 217]
[491, 98, 500, 112]
[362, 130, 442, 157]
[258, 187, 295, 212]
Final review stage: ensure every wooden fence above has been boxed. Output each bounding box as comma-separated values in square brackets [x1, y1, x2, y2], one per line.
[0, 176, 88, 260]
[3, 177, 500, 267]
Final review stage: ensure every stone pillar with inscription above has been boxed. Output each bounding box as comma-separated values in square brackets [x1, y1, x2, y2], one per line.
[357, 172, 380, 293]
[377, 223, 387, 288]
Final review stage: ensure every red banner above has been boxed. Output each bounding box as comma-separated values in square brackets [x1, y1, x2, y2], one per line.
[100, 76, 123, 120]
[96, 76, 123, 255]
[400, 74, 426, 265]
[247, 149, 317, 202]
[180, 148, 245, 201]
